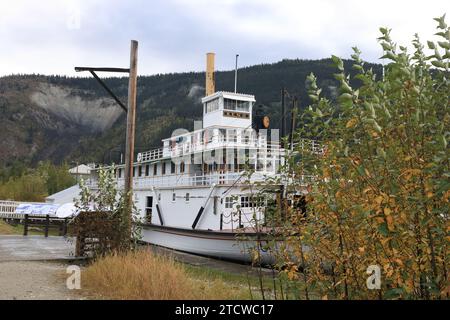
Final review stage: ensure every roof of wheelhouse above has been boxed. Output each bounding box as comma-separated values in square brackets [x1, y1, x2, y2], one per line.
[201, 91, 255, 104]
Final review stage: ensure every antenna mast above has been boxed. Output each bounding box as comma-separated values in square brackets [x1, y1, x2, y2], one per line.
[234, 54, 239, 93]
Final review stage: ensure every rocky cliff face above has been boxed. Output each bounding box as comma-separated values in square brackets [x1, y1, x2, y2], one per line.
[31, 83, 122, 132]
[0, 77, 124, 166]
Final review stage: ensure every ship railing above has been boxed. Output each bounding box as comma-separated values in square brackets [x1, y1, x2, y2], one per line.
[137, 138, 282, 161]
[167, 140, 281, 158]
[138, 148, 164, 162]
[0, 200, 22, 219]
[86, 172, 273, 189]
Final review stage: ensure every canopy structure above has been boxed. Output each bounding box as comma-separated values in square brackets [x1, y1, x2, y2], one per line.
[15, 203, 78, 218]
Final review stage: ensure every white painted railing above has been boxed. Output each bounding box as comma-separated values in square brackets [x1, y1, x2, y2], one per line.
[0, 200, 24, 219]
[138, 148, 164, 162]
[137, 139, 282, 163]
[86, 171, 315, 190]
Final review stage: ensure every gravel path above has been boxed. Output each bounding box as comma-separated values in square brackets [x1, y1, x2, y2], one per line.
[0, 261, 85, 300]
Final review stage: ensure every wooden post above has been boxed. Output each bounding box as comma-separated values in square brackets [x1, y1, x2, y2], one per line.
[124, 40, 138, 239]
[281, 88, 286, 147]
[289, 97, 298, 151]
[23, 214, 28, 236]
[45, 215, 50, 237]
[63, 218, 68, 237]
[280, 89, 287, 221]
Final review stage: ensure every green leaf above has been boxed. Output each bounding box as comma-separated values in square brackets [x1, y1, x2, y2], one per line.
[331, 55, 344, 71]
[434, 14, 447, 29]
[434, 48, 442, 60]
[383, 106, 391, 119]
[376, 147, 386, 159]
[437, 41, 450, 50]
[381, 42, 392, 51]
[357, 165, 366, 176]
[334, 73, 345, 81]
[379, 27, 389, 35]
[340, 81, 353, 94]
[439, 134, 447, 148]
[381, 52, 397, 61]
[378, 223, 389, 236]
[373, 121, 382, 133]
[339, 93, 353, 102]
[384, 288, 404, 299]
[431, 60, 445, 68]
[427, 41, 436, 49]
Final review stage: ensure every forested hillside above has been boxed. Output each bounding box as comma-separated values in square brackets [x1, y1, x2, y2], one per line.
[0, 58, 381, 175]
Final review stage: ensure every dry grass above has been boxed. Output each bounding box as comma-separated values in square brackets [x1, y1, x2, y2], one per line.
[0, 220, 20, 235]
[82, 248, 251, 300]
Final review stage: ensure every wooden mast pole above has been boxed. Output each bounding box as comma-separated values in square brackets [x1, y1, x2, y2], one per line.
[124, 40, 138, 236]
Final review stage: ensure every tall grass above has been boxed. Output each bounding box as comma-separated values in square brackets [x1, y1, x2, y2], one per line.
[0, 220, 18, 235]
[82, 249, 251, 300]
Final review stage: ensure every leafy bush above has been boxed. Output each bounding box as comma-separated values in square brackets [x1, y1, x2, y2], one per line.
[257, 15, 449, 300]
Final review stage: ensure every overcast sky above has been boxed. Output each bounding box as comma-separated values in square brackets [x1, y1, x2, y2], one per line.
[0, 0, 448, 76]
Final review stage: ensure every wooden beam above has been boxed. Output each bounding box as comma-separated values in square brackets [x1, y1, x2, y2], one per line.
[75, 67, 130, 73]
[124, 40, 138, 239]
[89, 70, 127, 112]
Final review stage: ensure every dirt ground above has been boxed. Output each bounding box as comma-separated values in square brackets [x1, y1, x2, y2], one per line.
[0, 260, 85, 300]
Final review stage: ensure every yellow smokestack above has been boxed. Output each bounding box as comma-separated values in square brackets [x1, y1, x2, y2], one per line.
[206, 52, 215, 96]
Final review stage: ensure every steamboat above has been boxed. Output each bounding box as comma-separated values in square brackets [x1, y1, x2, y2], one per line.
[84, 53, 318, 264]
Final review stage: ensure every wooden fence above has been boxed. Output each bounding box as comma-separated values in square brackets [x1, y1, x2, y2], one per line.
[22, 214, 69, 237]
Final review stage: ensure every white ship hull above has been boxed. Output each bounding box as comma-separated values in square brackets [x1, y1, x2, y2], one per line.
[140, 224, 277, 265]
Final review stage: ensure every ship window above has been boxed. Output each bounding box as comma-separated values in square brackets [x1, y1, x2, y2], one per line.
[227, 129, 238, 143]
[145, 164, 150, 176]
[153, 164, 157, 176]
[205, 98, 219, 113]
[162, 162, 166, 175]
[224, 98, 250, 112]
[257, 159, 264, 171]
[180, 162, 185, 173]
[241, 196, 248, 208]
[145, 196, 153, 224]
[225, 197, 234, 209]
[171, 162, 176, 174]
[138, 165, 142, 177]
[172, 193, 176, 202]
[240, 196, 256, 208]
[118, 168, 122, 178]
[185, 193, 190, 202]
[133, 167, 136, 177]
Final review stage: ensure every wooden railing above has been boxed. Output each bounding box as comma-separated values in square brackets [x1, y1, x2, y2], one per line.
[22, 214, 69, 237]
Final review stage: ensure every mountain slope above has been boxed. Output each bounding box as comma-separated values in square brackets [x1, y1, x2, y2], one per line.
[0, 58, 382, 168]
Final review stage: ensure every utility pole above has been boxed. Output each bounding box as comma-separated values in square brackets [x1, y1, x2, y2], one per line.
[124, 40, 138, 225]
[75, 40, 139, 242]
